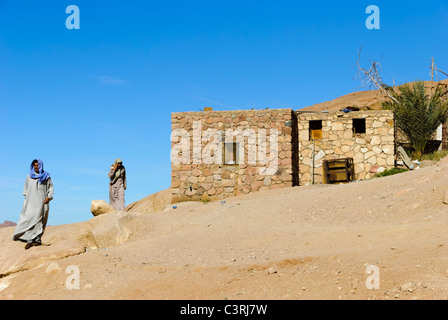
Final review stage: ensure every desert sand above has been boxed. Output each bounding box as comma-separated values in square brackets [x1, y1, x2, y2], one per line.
[1, 155, 448, 301]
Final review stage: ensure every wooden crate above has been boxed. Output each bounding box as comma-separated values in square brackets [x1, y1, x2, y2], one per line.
[323, 158, 354, 184]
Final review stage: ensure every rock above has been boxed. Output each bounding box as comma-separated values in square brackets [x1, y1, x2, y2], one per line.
[91, 200, 116, 216]
[401, 283, 414, 293]
[267, 267, 277, 274]
[0, 208, 143, 279]
[443, 189, 448, 205]
[0, 223, 89, 278]
[263, 176, 272, 186]
[89, 211, 141, 247]
[126, 189, 172, 212]
[314, 150, 326, 162]
[0, 276, 15, 293]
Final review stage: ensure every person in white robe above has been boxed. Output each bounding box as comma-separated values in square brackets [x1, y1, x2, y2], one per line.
[13, 159, 54, 249]
[108, 158, 126, 211]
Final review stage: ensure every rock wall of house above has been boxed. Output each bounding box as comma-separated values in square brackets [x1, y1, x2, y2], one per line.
[170, 109, 297, 203]
[297, 110, 395, 184]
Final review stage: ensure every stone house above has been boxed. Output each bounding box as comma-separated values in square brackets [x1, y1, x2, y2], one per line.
[297, 110, 395, 185]
[170, 108, 395, 203]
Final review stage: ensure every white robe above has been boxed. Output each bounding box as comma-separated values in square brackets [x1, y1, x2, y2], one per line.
[13, 175, 54, 242]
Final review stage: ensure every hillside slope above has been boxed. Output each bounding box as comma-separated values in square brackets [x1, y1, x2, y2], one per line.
[300, 80, 448, 112]
[1, 156, 448, 300]
[0, 221, 16, 228]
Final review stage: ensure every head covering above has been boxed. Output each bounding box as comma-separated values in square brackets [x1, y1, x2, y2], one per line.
[29, 159, 51, 184]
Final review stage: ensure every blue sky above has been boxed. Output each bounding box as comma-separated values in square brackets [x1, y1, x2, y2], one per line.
[0, 0, 447, 226]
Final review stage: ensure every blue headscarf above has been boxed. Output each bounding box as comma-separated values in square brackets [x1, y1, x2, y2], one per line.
[29, 159, 51, 184]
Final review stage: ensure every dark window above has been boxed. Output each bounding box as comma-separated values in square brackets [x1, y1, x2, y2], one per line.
[353, 118, 366, 135]
[309, 120, 322, 140]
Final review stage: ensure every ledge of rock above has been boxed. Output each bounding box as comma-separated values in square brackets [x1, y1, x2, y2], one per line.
[0, 210, 142, 278]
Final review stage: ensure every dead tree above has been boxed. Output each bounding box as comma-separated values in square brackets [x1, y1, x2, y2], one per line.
[354, 46, 400, 104]
[429, 57, 448, 82]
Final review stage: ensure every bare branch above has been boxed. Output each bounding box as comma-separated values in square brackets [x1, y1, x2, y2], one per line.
[429, 57, 448, 81]
[355, 46, 400, 104]
[436, 67, 448, 78]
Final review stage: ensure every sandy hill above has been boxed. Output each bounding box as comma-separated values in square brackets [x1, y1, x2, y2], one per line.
[300, 79, 448, 112]
[1, 156, 448, 300]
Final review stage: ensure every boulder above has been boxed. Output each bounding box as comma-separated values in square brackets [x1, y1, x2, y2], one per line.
[125, 189, 172, 213]
[91, 200, 116, 217]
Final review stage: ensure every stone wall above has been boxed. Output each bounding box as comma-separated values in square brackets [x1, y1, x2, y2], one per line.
[297, 110, 395, 184]
[170, 109, 297, 203]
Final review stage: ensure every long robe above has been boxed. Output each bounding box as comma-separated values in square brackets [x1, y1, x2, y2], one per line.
[13, 175, 54, 242]
[108, 166, 126, 211]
